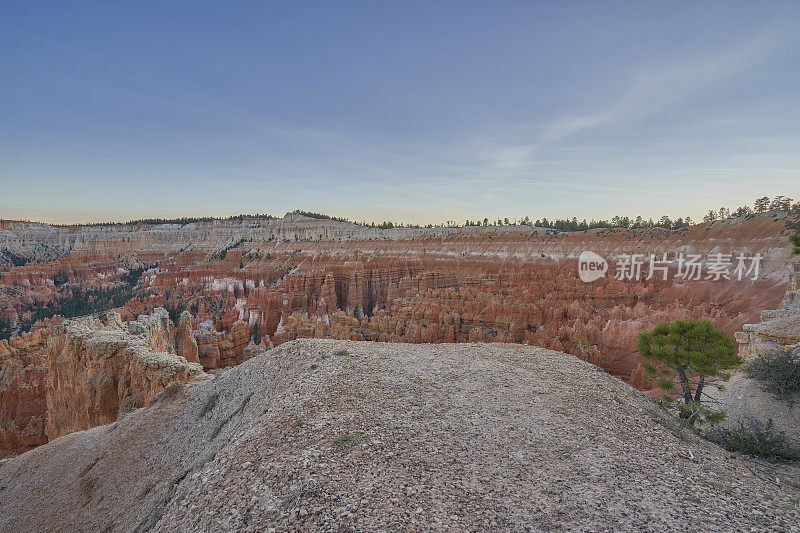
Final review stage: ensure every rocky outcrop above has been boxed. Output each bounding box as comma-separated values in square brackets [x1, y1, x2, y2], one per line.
[735, 264, 800, 358]
[194, 319, 252, 370]
[175, 310, 199, 364]
[1, 340, 798, 532]
[0, 309, 210, 454]
[0, 330, 48, 454]
[45, 312, 209, 440]
[125, 308, 176, 353]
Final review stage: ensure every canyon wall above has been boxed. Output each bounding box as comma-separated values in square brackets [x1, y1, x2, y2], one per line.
[0, 309, 210, 455]
[45, 309, 210, 440]
[1, 212, 797, 403]
[735, 264, 800, 358]
[0, 329, 48, 452]
[1, 212, 796, 274]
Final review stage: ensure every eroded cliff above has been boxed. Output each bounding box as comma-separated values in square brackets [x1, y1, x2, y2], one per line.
[736, 264, 800, 358]
[1, 212, 796, 393]
[0, 309, 209, 455]
[45, 310, 209, 440]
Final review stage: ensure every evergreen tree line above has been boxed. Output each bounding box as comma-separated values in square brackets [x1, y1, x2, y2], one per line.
[702, 195, 799, 223]
[463, 215, 692, 231]
[1, 265, 150, 340]
[15, 286, 136, 333]
[52, 213, 278, 228]
[303, 195, 799, 231]
[9, 194, 799, 233]
[0, 315, 12, 341]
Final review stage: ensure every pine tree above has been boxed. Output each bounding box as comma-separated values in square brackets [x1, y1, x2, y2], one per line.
[754, 196, 770, 213]
[573, 336, 594, 362]
[637, 319, 741, 425]
[791, 232, 800, 255]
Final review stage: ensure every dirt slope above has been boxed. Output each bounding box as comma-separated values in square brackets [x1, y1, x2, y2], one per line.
[0, 340, 798, 532]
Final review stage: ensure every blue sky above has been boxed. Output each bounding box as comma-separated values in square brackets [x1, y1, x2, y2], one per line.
[1, 1, 799, 224]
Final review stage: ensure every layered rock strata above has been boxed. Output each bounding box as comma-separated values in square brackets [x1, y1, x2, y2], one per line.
[735, 264, 800, 358]
[45, 311, 209, 440]
[0, 309, 209, 454]
[0, 330, 48, 453]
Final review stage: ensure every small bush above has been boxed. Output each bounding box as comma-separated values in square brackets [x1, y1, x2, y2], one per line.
[706, 416, 800, 461]
[747, 346, 800, 402]
[163, 302, 186, 326]
[333, 348, 349, 356]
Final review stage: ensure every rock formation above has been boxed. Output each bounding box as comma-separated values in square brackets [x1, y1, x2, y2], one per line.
[175, 310, 199, 364]
[1, 212, 796, 392]
[0, 329, 48, 453]
[0, 340, 797, 532]
[193, 319, 252, 370]
[0, 309, 209, 455]
[735, 264, 800, 358]
[45, 312, 209, 440]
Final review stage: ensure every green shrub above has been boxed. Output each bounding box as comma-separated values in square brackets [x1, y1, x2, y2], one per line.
[638, 319, 740, 425]
[163, 302, 186, 326]
[0, 316, 12, 341]
[747, 346, 800, 402]
[706, 416, 800, 461]
[333, 348, 349, 356]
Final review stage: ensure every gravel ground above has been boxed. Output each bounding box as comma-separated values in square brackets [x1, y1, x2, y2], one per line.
[0, 339, 798, 532]
[709, 370, 800, 446]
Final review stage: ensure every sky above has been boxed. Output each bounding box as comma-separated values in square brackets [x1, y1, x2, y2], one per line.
[1, 1, 799, 225]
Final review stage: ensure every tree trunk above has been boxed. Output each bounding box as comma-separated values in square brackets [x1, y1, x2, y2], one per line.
[693, 377, 705, 403]
[676, 365, 693, 406]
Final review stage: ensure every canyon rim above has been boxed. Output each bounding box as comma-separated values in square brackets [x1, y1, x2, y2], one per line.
[3, 2, 800, 531]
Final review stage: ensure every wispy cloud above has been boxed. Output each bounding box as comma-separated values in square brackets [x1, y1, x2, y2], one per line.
[541, 28, 789, 143]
